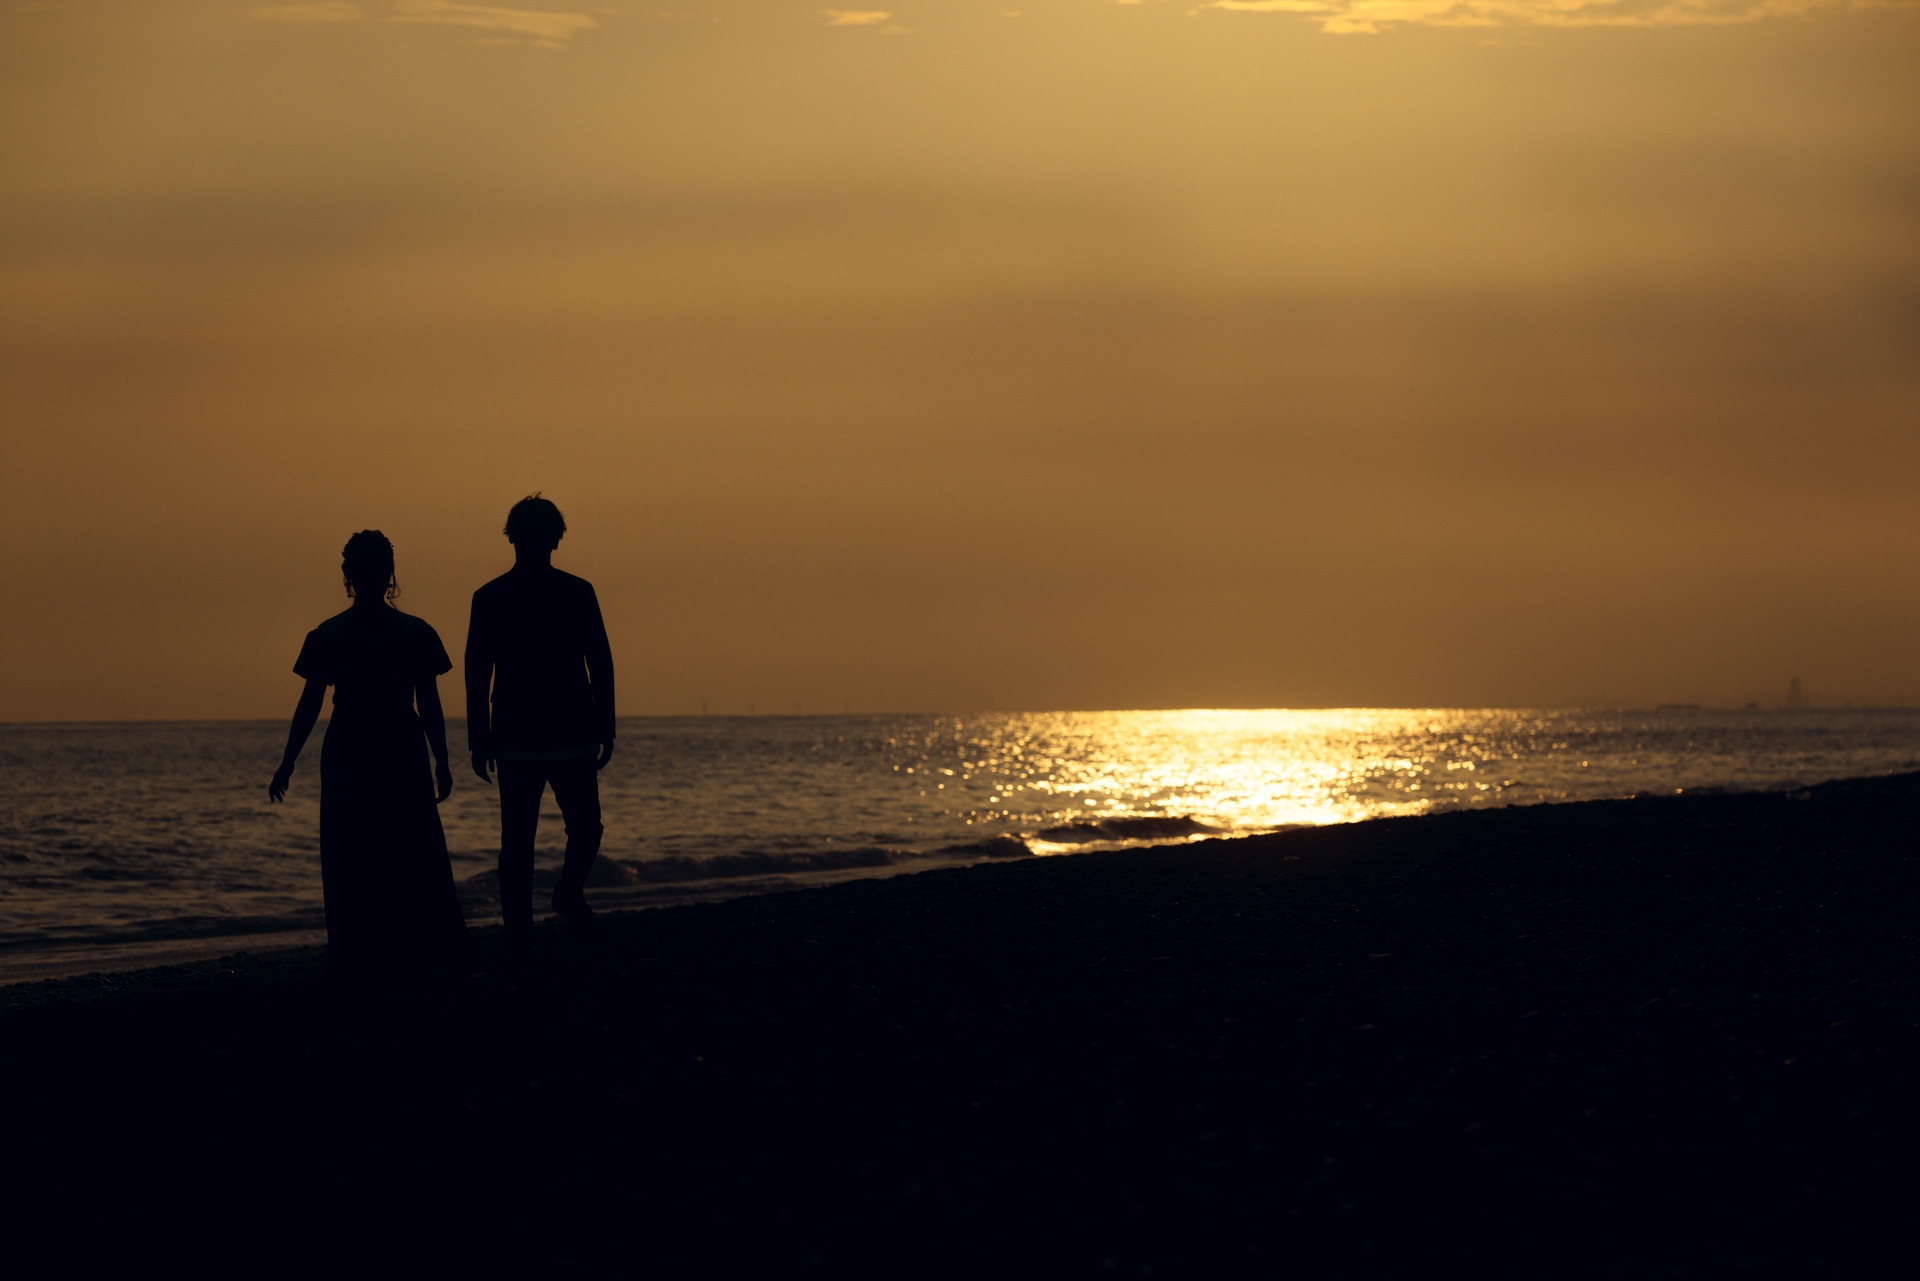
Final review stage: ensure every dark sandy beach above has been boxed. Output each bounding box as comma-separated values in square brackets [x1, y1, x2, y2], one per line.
[3, 773, 1916, 1273]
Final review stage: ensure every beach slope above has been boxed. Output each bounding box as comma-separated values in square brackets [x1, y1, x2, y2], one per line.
[4, 774, 1917, 1272]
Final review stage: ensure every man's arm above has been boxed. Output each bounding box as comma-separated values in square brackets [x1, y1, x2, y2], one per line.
[464, 593, 496, 783]
[584, 584, 616, 770]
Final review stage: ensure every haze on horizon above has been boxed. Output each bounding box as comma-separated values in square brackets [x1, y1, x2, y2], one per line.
[2, 0, 1917, 720]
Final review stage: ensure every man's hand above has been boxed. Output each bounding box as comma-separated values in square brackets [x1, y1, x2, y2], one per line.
[472, 752, 494, 784]
[435, 759, 454, 803]
[596, 740, 615, 771]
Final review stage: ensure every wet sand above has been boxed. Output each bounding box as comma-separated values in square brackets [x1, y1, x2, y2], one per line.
[4, 773, 1917, 1272]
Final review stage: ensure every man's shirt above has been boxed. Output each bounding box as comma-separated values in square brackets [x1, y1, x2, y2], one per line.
[464, 565, 615, 761]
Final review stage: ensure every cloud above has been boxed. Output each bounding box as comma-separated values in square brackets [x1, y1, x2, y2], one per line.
[823, 9, 893, 23]
[389, 0, 597, 44]
[252, 1, 364, 20]
[1195, 0, 1917, 32]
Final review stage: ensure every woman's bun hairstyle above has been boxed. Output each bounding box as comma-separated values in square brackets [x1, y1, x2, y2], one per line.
[342, 530, 398, 601]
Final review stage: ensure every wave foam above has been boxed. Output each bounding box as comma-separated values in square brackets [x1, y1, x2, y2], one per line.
[1033, 816, 1219, 845]
[930, 836, 1031, 860]
[465, 846, 898, 892]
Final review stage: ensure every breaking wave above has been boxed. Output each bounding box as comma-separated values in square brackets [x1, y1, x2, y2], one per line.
[1033, 816, 1220, 845]
[929, 836, 1032, 860]
[465, 845, 898, 892]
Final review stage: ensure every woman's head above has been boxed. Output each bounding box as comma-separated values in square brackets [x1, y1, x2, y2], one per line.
[504, 494, 566, 552]
[341, 530, 398, 602]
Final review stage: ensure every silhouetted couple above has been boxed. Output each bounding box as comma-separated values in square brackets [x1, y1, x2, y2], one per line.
[269, 495, 616, 977]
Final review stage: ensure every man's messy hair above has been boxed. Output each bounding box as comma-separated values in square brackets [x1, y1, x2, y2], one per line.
[504, 494, 566, 550]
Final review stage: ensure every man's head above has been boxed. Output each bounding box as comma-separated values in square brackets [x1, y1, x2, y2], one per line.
[504, 494, 566, 552]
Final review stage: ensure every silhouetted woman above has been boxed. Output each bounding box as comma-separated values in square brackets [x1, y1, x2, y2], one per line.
[268, 531, 468, 977]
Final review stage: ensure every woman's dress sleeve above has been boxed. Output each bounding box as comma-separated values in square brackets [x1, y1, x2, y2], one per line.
[420, 624, 454, 679]
[293, 629, 333, 684]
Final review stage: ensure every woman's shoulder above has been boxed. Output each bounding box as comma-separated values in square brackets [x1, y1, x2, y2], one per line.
[312, 606, 441, 641]
[390, 608, 454, 675]
[387, 607, 444, 639]
[294, 609, 354, 681]
[309, 608, 356, 638]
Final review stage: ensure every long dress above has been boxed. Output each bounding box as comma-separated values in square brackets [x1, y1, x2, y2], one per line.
[294, 605, 469, 975]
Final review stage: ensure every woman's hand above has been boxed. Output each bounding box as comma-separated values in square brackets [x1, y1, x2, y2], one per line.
[435, 758, 454, 804]
[271, 680, 324, 805]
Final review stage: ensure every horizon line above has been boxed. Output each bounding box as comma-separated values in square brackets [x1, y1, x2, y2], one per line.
[1, 703, 1911, 728]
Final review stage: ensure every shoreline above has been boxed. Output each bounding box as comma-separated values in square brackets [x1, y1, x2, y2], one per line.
[4, 770, 1917, 1269]
[10, 710, 1920, 990]
[0, 770, 1882, 989]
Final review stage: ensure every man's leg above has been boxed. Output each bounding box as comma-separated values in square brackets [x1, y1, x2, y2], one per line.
[547, 757, 604, 922]
[495, 760, 548, 943]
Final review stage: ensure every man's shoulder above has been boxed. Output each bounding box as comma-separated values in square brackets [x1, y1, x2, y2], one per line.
[551, 568, 597, 597]
[471, 566, 597, 608]
[472, 571, 517, 602]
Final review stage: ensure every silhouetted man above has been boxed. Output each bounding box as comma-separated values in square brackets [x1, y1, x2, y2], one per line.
[466, 495, 616, 944]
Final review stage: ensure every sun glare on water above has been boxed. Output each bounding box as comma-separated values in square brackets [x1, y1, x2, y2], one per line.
[884, 709, 1562, 850]
[868, 705, 1920, 855]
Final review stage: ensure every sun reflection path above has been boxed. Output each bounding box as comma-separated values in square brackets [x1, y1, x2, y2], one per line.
[872, 708, 1879, 855]
[878, 710, 1546, 852]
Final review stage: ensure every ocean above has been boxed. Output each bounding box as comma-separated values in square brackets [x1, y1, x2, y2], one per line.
[3, 708, 1917, 983]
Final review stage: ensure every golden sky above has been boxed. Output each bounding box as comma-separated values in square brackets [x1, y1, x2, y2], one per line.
[2, 0, 1917, 718]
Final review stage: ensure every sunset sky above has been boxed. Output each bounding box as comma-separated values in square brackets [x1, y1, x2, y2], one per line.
[3, 0, 1917, 719]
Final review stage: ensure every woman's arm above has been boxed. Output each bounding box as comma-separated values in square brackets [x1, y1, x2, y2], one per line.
[417, 674, 455, 803]
[268, 679, 326, 802]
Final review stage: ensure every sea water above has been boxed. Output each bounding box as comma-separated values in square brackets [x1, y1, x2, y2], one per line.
[3, 708, 1918, 982]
